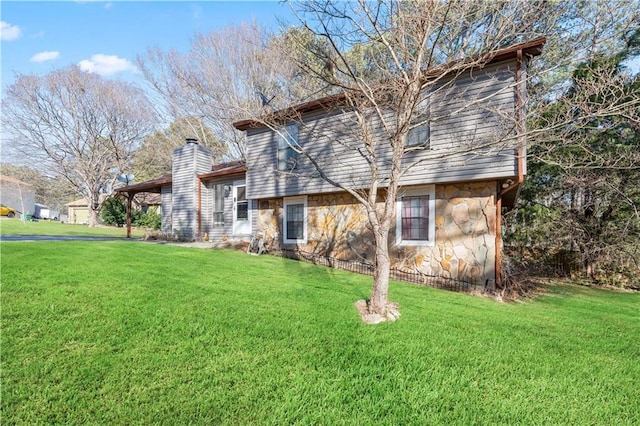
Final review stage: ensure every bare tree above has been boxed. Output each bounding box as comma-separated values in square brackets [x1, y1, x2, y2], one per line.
[2, 66, 154, 226]
[137, 21, 323, 160]
[132, 116, 226, 182]
[507, 16, 640, 285]
[232, 0, 556, 320]
[231, 0, 640, 317]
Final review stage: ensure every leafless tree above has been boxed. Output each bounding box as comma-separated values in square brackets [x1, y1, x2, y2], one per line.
[137, 21, 319, 160]
[132, 117, 226, 182]
[232, 0, 556, 320]
[2, 66, 154, 226]
[237, 0, 639, 317]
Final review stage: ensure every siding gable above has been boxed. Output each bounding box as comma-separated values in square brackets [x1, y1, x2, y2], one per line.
[245, 58, 524, 200]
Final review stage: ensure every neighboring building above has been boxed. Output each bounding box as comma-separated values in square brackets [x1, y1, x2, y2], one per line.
[0, 175, 35, 216]
[115, 140, 256, 241]
[133, 193, 161, 214]
[66, 198, 90, 224]
[232, 38, 545, 286]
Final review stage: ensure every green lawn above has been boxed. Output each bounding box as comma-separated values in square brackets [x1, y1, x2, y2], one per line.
[0, 217, 145, 238]
[2, 241, 639, 424]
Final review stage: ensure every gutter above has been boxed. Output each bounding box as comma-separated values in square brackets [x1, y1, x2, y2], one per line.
[495, 48, 525, 287]
[197, 176, 202, 240]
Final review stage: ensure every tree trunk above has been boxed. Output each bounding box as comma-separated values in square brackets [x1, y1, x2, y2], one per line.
[88, 207, 99, 227]
[87, 191, 99, 227]
[369, 227, 391, 315]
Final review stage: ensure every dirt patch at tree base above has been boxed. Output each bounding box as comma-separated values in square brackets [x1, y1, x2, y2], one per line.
[354, 299, 401, 324]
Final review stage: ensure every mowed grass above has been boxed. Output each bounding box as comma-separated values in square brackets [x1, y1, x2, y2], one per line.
[2, 242, 639, 424]
[0, 217, 145, 238]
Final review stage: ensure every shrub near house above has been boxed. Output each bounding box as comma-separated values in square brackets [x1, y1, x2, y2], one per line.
[101, 196, 161, 229]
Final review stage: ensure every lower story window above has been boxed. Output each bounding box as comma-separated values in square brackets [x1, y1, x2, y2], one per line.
[396, 185, 435, 246]
[212, 184, 224, 225]
[283, 196, 307, 244]
[401, 196, 429, 240]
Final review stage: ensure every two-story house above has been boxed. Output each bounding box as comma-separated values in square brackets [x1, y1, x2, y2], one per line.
[233, 37, 545, 286]
[118, 37, 544, 287]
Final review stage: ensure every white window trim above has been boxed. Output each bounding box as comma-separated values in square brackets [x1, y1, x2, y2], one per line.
[396, 185, 436, 247]
[212, 183, 225, 226]
[283, 195, 307, 244]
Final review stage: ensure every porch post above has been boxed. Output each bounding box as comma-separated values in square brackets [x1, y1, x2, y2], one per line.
[126, 193, 133, 238]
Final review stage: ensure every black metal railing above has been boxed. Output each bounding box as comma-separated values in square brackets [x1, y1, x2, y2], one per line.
[278, 248, 485, 294]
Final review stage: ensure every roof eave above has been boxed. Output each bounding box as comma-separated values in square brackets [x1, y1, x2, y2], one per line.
[232, 37, 546, 131]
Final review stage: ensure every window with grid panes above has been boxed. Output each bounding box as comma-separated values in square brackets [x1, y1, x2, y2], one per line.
[212, 184, 224, 225]
[283, 196, 307, 243]
[396, 185, 435, 247]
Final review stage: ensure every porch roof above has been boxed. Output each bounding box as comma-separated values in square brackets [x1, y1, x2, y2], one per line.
[197, 160, 246, 181]
[114, 174, 172, 195]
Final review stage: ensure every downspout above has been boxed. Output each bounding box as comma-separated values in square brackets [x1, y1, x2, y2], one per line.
[197, 176, 202, 240]
[495, 48, 524, 286]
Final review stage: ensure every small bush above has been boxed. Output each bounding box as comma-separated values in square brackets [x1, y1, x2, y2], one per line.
[133, 210, 161, 230]
[100, 197, 126, 226]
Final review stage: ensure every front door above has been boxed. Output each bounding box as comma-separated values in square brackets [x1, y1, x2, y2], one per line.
[232, 181, 251, 235]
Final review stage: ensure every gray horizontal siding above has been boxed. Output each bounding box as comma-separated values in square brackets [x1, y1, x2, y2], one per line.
[172, 143, 212, 239]
[400, 150, 517, 186]
[246, 59, 521, 199]
[161, 185, 172, 234]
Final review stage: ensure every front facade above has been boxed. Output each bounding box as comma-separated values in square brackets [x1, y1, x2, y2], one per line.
[234, 38, 545, 285]
[254, 182, 497, 284]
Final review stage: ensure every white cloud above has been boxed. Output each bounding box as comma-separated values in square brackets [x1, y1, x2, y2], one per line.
[75, 0, 113, 8]
[78, 54, 137, 76]
[1, 21, 22, 41]
[191, 4, 203, 19]
[30, 51, 60, 63]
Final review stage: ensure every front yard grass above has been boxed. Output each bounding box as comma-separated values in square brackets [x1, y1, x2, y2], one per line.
[0, 217, 145, 238]
[2, 241, 639, 424]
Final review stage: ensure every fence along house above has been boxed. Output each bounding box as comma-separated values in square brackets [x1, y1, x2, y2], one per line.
[233, 38, 545, 287]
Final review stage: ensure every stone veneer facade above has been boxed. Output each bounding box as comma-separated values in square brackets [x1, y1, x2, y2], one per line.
[257, 181, 497, 284]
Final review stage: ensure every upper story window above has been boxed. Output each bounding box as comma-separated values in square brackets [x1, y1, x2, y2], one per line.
[396, 185, 435, 247]
[278, 123, 299, 171]
[406, 96, 430, 149]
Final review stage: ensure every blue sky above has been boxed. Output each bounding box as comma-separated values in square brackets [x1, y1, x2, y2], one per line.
[1, 1, 295, 91]
[4, 2, 638, 92]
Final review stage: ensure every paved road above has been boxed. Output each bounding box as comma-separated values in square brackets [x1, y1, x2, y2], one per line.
[0, 235, 136, 242]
